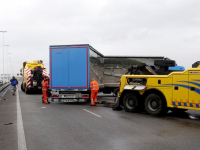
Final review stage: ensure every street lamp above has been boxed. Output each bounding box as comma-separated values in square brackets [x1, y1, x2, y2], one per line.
[9, 61, 12, 77]
[5, 45, 10, 81]
[0, 31, 7, 83]
[12, 66, 14, 77]
[7, 52, 11, 81]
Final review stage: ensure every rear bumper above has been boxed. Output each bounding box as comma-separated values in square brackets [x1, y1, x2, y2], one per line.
[49, 90, 90, 102]
[48, 98, 88, 103]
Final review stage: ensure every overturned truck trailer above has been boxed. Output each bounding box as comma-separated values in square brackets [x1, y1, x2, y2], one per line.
[49, 44, 164, 103]
[90, 52, 164, 95]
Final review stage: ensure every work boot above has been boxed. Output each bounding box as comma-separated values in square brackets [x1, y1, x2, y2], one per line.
[44, 100, 49, 104]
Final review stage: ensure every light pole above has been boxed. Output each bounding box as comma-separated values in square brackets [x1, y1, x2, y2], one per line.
[5, 45, 9, 81]
[0, 31, 7, 83]
[7, 52, 11, 81]
[10, 61, 12, 77]
[12, 66, 14, 77]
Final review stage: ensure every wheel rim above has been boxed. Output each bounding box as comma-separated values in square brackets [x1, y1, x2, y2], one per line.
[126, 97, 136, 109]
[147, 97, 161, 112]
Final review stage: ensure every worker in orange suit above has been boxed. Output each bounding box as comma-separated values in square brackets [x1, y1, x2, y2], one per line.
[42, 76, 50, 104]
[90, 78, 99, 106]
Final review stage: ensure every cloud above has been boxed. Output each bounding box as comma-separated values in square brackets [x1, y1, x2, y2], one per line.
[0, 0, 200, 77]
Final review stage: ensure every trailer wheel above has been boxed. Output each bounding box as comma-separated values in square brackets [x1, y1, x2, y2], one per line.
[145, 93, 167, 116]
[123, 93, 139, 112]
[21, 83, 25, 92]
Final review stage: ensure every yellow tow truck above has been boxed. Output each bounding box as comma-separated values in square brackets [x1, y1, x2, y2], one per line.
[20, 60, 48, 94]
[113, 62, 200, 116]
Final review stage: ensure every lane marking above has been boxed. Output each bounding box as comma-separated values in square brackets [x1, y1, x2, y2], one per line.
[83, 109, 102, 118]
[41, 107, 46, 108]
[17, 88, 27, 150]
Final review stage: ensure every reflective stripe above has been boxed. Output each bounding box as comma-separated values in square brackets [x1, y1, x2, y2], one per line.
[90, 81, 99, 90]
[90, 83, 94, 88]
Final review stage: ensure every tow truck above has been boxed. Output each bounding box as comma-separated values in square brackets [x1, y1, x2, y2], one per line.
[112, 60, 200, 116]
[20, 60, 49, 94]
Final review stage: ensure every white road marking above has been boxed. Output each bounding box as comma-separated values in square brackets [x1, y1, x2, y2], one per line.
[41, 107, 46, 108]
[83, 109, 102, 118]
[17, 88, 27, 150]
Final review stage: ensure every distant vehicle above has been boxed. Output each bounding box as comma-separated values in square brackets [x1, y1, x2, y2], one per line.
[0, 80, 3, 84]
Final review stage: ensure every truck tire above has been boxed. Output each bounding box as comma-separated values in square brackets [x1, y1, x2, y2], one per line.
[144, 93, 167, 116]
[113, 88, 119, 96]
[25, 86, 29, 94]
[21, 83, 25, 92]
[170, 108, 188, 113]
[123, 93, 139, 112]
[154, 60, 175, 67]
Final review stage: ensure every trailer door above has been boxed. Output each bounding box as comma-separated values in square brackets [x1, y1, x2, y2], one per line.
[68, 46, 89, 89]
[51, 47, 69, 88]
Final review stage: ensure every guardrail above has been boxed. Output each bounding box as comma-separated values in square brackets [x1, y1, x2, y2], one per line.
[0, 82, 11, 92]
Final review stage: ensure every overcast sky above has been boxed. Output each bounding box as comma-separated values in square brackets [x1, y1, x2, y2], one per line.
[0, 0, 200, 77]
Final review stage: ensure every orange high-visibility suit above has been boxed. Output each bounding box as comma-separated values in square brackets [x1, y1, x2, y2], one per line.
[90, 80, 99, 106]
[42, 79, 49, 104]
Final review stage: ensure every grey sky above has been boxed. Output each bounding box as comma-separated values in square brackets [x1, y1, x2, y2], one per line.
[0, 0, 200, 76]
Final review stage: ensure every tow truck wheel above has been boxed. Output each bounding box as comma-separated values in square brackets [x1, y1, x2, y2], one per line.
[21, 83, 25, 92]
[25, 86, 29, 94]
[123, 93, 139, 112]
[145, 93, 167, 116]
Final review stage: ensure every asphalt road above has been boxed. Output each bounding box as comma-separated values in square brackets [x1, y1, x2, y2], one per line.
[1, 86, 200, 150]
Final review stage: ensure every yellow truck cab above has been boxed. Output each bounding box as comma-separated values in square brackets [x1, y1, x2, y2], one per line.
[114, 65, 200, 116]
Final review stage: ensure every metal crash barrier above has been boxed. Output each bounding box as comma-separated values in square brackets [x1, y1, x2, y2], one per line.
[0, 83, 11, 92]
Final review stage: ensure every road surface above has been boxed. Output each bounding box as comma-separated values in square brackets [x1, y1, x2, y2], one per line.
[1, 86, 200, 150]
